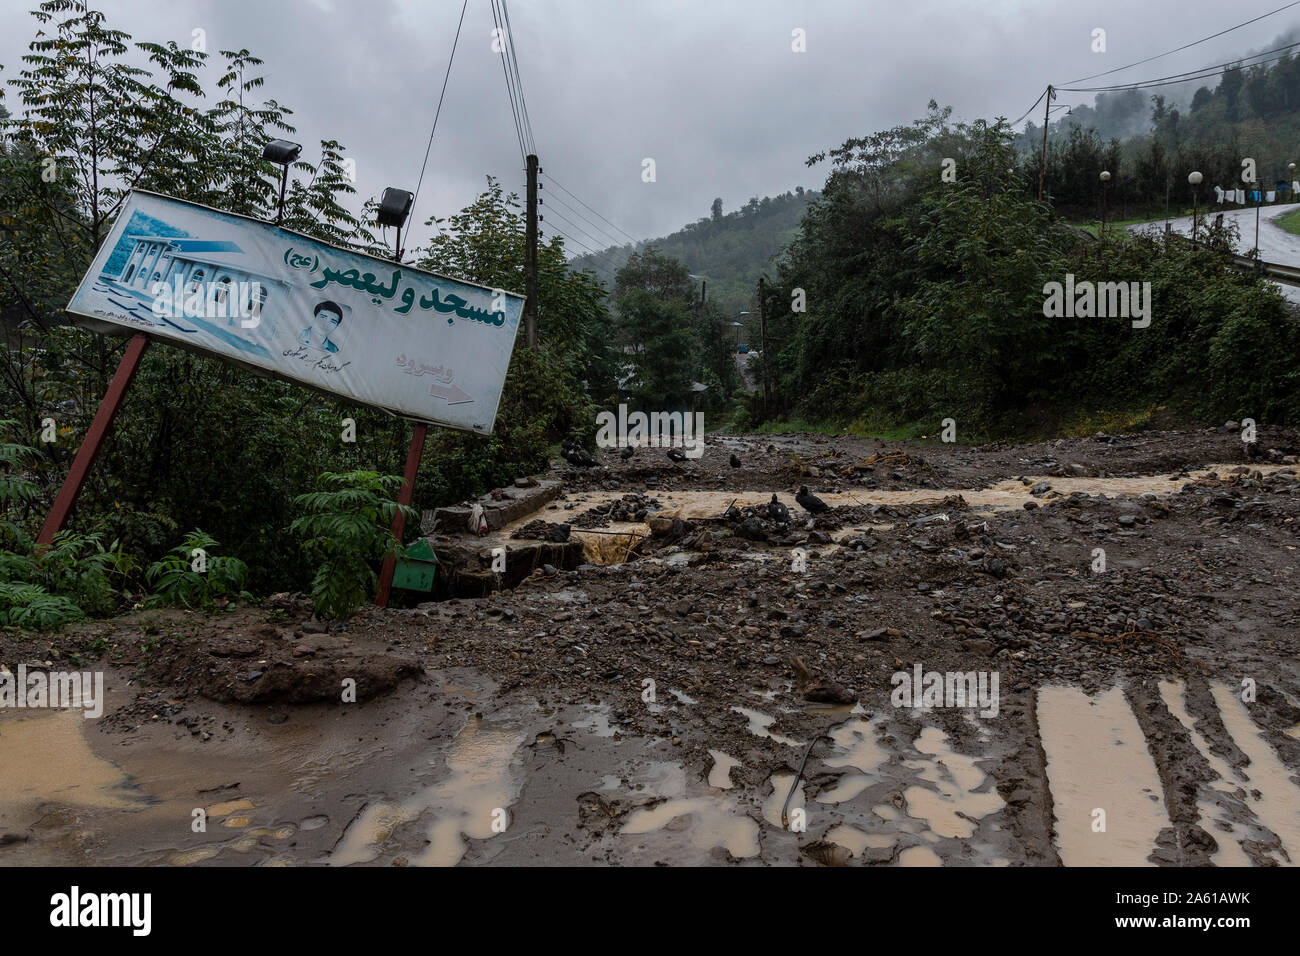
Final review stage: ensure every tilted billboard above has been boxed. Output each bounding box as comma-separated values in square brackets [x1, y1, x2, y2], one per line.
[66, 190, 525, 433]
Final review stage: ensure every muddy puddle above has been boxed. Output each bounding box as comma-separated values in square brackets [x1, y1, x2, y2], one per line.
[552, 464, 1282, 520]
[903, 726, 1004, 840]
[1035, 681, 1300, 866]
[527, 464, 1288, 567]
[330, 715, 530, 866]
[1157, 680, 1254, 867]
[0, 709, 146, 814]
[621, 795, 761, 860]
[3, 661, 1292, 867]
[1208, 684, 1300, 864]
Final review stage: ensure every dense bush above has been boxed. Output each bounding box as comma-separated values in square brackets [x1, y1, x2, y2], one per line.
[289, 471, 412, 620]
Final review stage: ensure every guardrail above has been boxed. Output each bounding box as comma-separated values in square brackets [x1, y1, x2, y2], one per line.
[1163, 230, 1300, 288]
[1227, 254, 1300, 288]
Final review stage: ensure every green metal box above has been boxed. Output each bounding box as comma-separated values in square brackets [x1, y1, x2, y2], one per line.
[392, 538, 438, 592]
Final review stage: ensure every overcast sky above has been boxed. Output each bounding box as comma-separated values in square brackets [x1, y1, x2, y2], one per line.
[2, 0, 1298, 258]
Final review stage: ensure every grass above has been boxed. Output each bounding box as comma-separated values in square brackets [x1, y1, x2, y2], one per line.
[747, 399, 1177, 446]
[1068, 208, 1194, 239]
[1274, 207, 1300, 236]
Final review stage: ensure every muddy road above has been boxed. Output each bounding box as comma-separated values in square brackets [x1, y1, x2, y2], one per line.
[2, 425, 1299, 867]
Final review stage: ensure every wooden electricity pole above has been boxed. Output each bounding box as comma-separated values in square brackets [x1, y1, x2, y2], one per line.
[1038, 85, 1053, 202]
[525, 153, 539, 349]
[757, 276, 768, 412]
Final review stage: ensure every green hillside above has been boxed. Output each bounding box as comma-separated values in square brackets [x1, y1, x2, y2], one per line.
[570, 188, 820, 320]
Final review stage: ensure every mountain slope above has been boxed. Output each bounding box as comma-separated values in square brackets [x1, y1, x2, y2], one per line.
[570, 188, 819, 318]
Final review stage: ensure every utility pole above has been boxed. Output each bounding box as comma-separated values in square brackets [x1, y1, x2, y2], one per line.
[757, 276, 768, 412]
[1038, 85, 1053, 202]
[525, 154, 539, 350]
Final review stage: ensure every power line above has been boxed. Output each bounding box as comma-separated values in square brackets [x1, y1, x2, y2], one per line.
[1059, 38, 1300, 93]
[544, 204, 628, 258]
[490, 0, 528, 165]
[1010, 86, 1049, 127]
[409, 0, 469, 236]
[500, 0, 535, 156]
[539, 172, 641, 245]
[1063, 0, 1300, 85]
[542, 190, 628, 249]
[548, 236, 619, 285]
[548, 225, 623, 271]
[543, 221, 624, 272]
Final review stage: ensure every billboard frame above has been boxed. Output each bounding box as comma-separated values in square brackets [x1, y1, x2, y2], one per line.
[43, 190, 527, 607]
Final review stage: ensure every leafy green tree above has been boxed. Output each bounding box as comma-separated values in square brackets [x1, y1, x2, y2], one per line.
[144, 530, 248, 609]
[289, 471, 412, 619]
[411, 177, 615, 487]
[615, 289, 700, 408]
[0, 2, 404, 597]
[614, 246, 693, 302]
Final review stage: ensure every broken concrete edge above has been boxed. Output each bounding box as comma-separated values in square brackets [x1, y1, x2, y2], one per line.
[431, 478, 563, 533]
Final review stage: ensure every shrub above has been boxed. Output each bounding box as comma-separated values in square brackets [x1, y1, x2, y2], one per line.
[289, 471, 413, 620]
[145, 530, 249, 608]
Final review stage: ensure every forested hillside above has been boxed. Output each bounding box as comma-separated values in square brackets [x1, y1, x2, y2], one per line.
[571, 188, 819, 319]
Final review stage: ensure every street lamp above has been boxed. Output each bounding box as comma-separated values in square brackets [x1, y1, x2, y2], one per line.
[262, 139, 302, 227]
[1099, 170, 1111, 236]
[1188, 171, 1203, 243]
[377, 187, 415, 262]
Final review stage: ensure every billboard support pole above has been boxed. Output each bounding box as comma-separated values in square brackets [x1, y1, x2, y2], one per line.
[36, 332, 151, 547]
[375, 421, 427, 607]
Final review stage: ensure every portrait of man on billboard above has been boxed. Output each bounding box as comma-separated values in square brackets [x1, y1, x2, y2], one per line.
[299, 299, 346, 353]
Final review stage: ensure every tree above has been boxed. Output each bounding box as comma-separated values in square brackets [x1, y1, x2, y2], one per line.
[711, 197, 723, 220]
[615, 289, 699, 408]
[1220, 65, 1244, 121]
[613, 246, 693, 302]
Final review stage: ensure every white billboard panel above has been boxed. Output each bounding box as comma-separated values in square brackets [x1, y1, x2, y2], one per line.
[66, 190, 525, 433]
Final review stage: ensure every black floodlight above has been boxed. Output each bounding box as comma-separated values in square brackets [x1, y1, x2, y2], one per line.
[262, 139, 301, 226]
[262, 139, 302, 165]
[379, 187, 415, 262]
[378, 188, 415, 228]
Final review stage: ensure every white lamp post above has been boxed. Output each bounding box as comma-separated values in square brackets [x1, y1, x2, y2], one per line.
[1188, 171, 1203, 242]
[1099, 170, 1111, 235]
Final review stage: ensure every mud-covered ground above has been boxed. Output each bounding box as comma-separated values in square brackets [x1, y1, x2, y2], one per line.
[2, 425, 1299, 867]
